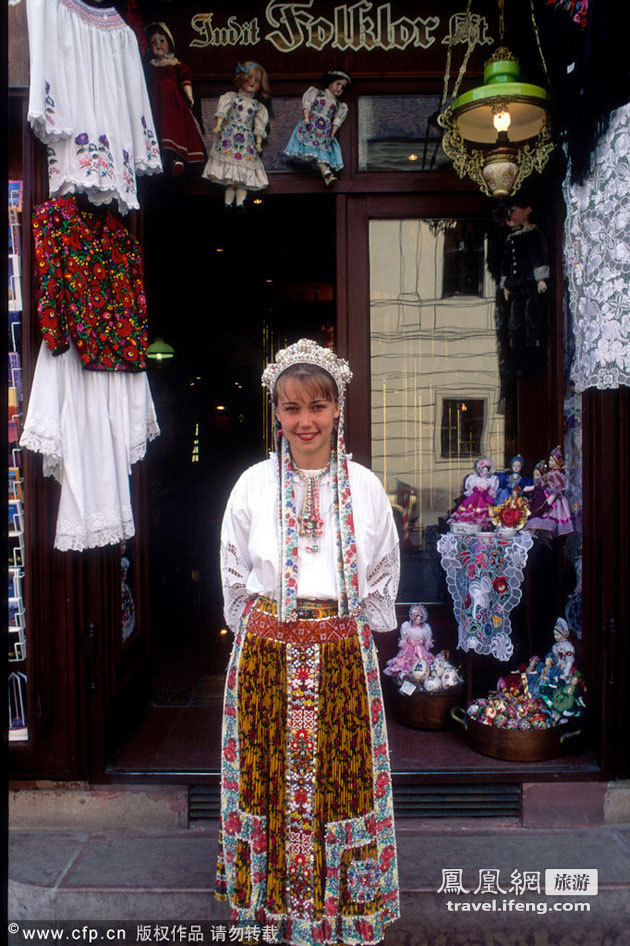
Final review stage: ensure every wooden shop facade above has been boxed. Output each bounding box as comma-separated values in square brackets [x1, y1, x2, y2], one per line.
[7, 0, 629, 819]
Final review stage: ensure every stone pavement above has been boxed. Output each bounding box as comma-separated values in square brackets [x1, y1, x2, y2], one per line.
[8, 816, 630, 946]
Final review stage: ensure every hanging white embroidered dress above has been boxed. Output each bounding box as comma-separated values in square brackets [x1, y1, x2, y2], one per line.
[20, 342, 160, 551]
[26, 0, 162, 214]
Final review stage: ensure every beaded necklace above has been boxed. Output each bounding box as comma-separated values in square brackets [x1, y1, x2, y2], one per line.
[295, 462, 331, 553]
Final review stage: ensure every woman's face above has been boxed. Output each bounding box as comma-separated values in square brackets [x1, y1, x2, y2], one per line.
[241, 70, 261, 95]
[512, 459, 522, 473]
[533, 468, 542, 483]
[149, 32, 170, 59]
[549, 453, 560, 470]
[276, 377, 339, 469]
[479, 462, 490, 477]
[327, 78, 348, 97]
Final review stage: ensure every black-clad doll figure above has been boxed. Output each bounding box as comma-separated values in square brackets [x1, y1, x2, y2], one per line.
[500, 202, 550, 374]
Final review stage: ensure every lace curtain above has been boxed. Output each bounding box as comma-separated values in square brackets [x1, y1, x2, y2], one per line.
[563, 103, 630, 393]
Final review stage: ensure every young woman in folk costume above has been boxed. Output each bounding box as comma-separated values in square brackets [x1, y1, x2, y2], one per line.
[218, 339, 401, 944]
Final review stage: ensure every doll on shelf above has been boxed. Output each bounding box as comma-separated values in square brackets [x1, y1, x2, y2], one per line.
[145, 23, 206, 177]
[448, 457, 499, 532]
[526, 446, 573, 536]
[202, 61, 271, 211]
[488, 486, 531, 533]
[283, 69, 351, 185]
[496, 454, 532, 504]
[522, 460, 549, 519]
[383, 603, 434, 679]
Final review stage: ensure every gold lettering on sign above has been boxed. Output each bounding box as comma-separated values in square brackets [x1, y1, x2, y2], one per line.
[441, 12, 493, 47]
[188, 4, 489, 53]
[190, 12, 260, 48]
[264, 1, 440, 53]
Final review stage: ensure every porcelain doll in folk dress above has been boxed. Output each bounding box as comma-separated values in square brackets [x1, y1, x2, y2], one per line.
[496, 453, 532, 504]
[526, 446, 573, 536]
[448, 457, 499, 532]
[522, 460, 549, 519]
[283, 69, 351, 185]
[146, 23, 206, 177]
[202, 62, 271, 210]
[383, 603, 434, 679]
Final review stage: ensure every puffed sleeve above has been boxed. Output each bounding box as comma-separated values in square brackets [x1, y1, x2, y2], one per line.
[332, 101, 349, 128]
[220, 470, 255, 631]
[216, 91, 235, 119]
[253, 102, 269, 139]
[178, 61, 193, 89]
[358, 469, 400, 632]
[26, 0, 73, 142]
[301, 86, 319, 110]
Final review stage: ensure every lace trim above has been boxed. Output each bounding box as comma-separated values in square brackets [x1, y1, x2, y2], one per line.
[564, 104, 630, 393]
[20, 413, 62, 460]
[221, 540, 254, 631]
[55, 506, 135, 551]
[361, 543, 400, 631]
[129, 416, 161, 467]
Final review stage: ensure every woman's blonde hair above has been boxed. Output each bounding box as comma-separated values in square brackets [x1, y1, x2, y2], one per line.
[273, 364, 338, 406]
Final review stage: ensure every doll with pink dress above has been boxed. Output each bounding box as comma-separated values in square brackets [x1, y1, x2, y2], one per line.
[384, 604, 434, 678]
[526, 446, 573, 536]
[448, 457, 499, 532]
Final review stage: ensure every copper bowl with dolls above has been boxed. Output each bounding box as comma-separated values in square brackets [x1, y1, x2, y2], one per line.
[450, 706, 582, 762]
[395, 682, 464, 730]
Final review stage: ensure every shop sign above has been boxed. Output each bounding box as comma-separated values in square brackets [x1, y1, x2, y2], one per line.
[190, 2, 494, 55]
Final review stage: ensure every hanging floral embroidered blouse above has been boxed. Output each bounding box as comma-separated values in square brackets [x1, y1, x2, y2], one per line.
[33, 196, 148, 371]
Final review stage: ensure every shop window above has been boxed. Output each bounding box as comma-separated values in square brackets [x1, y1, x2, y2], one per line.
[440, 398, 485, 458]
[441, 222, 485, 297]
[358, 95, 448, 171]
[369, 218, 504, 603]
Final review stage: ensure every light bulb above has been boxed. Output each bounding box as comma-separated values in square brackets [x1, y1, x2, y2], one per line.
[492, 109, 512, 133]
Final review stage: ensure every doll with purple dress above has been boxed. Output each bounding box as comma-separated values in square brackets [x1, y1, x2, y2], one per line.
[448, 457, 499, 532]
[526, 446, 573, 536]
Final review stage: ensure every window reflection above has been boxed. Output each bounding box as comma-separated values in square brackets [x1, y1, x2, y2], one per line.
[369, 218, 504, 603]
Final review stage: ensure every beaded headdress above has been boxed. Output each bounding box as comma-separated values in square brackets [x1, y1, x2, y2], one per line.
[261, 339, 358, 623]
[261, 337, 352, 399]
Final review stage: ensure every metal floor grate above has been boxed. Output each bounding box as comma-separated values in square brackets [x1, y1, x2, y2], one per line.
[394, 783, 521, 818]
[189, 783, 520, 822]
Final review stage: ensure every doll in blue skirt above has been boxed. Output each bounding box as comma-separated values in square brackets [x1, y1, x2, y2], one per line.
[283, 69, 351, 185]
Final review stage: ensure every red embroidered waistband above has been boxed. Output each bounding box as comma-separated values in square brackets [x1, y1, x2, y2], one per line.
[247, 597, 356, 644]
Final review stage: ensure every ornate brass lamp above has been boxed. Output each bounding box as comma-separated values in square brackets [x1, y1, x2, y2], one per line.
[438, 5, 554, 198]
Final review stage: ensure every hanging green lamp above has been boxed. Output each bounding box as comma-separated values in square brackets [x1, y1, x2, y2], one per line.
[438, 4, 554, 198]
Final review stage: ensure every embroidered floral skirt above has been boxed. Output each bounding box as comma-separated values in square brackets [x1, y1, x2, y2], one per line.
[217, 599, 399, 945]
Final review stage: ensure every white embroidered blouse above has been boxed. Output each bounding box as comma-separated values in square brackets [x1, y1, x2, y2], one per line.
[220, 456, 400, 632]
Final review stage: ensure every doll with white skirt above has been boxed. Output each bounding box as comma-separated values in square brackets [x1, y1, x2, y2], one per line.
[283, 69, 351, 185]
[202, 61, 271, 210]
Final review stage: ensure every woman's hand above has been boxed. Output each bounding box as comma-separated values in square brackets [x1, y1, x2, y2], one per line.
[255, 136, 263, 153]
[213, 118, 224, 134]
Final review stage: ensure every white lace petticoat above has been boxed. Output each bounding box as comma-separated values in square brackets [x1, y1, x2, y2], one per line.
[20, 342, 160, 551]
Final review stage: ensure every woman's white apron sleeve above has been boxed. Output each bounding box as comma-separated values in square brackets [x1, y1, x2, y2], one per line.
[358, 470, 400, 632]
[220, 472, 255, 632]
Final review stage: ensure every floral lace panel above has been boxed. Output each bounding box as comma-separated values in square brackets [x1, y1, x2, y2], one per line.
[361, 543, 400, 632]
[564, 104, 630, 393]
[221, 540, 253, 631]
[437, 531, 534, 662]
